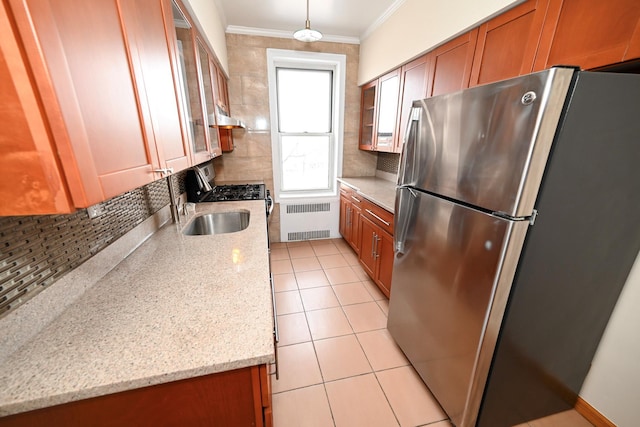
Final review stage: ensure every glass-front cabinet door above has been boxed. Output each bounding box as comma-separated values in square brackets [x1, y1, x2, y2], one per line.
[375, 69, 400, 152]
[197, 39, 221, 158]
[169, 0, 210, 164]
[358, 81, 376, 150]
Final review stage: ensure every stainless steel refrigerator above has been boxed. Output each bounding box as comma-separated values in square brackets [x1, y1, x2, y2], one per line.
[387, 67, 640, 427]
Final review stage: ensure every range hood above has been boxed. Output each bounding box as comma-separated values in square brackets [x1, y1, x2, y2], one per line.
[208, 105, 245, 129]
[212, 114, 245, 129]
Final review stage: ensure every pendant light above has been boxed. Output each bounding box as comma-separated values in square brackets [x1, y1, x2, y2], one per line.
[293, 0, 322, 42]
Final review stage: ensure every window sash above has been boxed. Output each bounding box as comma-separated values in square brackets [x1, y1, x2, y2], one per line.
[279, 134, 332, 191]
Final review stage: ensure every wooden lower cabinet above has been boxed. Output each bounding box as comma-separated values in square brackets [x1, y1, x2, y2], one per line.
[0, 365, 272, 427]
[339, 185, 362, 254]
[360, 215, 394, 297]
[358, 199, 395, 297]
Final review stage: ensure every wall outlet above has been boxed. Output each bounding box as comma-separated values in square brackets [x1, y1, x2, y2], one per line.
[87, 203, 105, 219]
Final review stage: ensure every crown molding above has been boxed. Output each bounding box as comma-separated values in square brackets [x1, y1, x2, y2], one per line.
[360, 0, 407, 41]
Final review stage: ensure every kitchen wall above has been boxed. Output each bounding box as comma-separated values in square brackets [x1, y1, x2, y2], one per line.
[580, 255, 640, 426]
[213, 33, 379, 242]
[358, 0, 521, 84]
[184, 0, 229, 74]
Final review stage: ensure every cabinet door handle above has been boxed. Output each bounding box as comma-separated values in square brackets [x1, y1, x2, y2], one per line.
[365, 209, 390, 227]
[375, 235, 381, 258]
[347, 206, 351, 227]
[153, 168, 174, 177]
[351, 195, 361, 203]
[371, 232, 376, 259]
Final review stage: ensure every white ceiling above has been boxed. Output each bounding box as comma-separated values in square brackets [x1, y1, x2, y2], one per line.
[213, 0, 404, 43]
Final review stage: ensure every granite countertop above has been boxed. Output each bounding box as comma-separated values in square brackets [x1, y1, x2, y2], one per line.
[0, 201, 274, 417]
[338, 177, 397, 213]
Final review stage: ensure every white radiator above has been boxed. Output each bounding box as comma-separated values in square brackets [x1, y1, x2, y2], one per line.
[279, 198, 340, 242]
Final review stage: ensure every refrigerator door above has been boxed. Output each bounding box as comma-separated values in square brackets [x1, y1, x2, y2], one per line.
[388, 188, 529, 427]
[398, 67, 574, 218]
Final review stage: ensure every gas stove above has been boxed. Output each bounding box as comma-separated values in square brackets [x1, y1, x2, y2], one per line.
[185, 164, 273, 217]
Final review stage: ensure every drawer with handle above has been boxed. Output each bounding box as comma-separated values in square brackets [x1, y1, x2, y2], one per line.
[361, 199, 394, 235]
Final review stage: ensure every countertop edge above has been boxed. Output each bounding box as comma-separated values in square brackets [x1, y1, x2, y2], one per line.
[338, 177, 397, 213]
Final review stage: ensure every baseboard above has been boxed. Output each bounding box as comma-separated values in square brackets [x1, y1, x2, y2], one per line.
[575, 397, 616, 427]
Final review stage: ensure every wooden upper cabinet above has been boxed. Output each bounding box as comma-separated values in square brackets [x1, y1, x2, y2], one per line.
[358, 70, 401, 152]
[427, 29, 478, 97]
[167, 0, 211, 165]
[374, 69, 401, 153]
[213, 64, 235, 153]
[120, 0, 191, 173]
[7, 0, 162, 209]
[533, 0, 640, 71]
[395, 55, 429, 153]
[358, 80, 377, 151]
[469, 0, 550, 87]
[2, 0, 195, 215]
[196, 39, 222, 158]
[0, 2, 74, 215]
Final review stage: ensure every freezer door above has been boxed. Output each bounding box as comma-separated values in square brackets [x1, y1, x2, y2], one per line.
[388, 188, 529, 427]
[397, 67, 574, 217]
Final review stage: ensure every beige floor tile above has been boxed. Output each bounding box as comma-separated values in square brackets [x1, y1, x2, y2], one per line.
[333, 239, 352, 253]
[427, 421, 454, 427]
[376, 298, 389, 316]
[275, 290, 304, 314]
[271, 248, 290, 260]
[288, 245, 317, 259]
[362, 279, 387, 301]
[300, 286, 340, 311]
[357, 329, 408, 371]
[324, 266, 360, 285]
[272, 384, 334, 427]
[350, 264, 371, 281]
[271, 342, 323, 393]
[309, 238, 334, 246]
[343, 302, 388, 333]
[296, 270, 330, 289]
[376, 366, 447, 427]
[292, 256, 322, 272]
[333, 282, 374, 306]
[313, 243, 341, 256]
[273, 273, 298, 292]
[341, 250, 360, 266]
[271, 242, 287, 249]
[272, 258, 294, 274]
[306, 307, 353, 340]
[314, 335, 372, 381]
[277, 312, 311, 346]
[318, 254, 349, 269]
[287, 240, 312, 248]
[325, 374, 399, 427]
[529, 409, 593, 427]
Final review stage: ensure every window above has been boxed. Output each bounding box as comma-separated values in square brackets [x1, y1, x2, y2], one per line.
[267, 49, 345, 201]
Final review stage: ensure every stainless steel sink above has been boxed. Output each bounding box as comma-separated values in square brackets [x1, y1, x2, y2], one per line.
[182, 210, 250, 235]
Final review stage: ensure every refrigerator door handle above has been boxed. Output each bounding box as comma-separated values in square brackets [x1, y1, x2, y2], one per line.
[394, 186, 418, 255]
[397, 106, 421, 186]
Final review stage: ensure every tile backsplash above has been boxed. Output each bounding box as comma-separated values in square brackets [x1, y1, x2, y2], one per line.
[0, 173, 186, 319]
[376, 152, 400, 174]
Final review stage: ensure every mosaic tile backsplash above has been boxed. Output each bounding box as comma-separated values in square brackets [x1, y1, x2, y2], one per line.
[0, 172, 186, 319]
[377, 152, 400, 174]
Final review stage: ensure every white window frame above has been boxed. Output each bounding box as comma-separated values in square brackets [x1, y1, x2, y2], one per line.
[267, 49, 345, 202]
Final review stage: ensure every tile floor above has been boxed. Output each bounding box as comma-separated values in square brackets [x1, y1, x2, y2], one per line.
[269, 238, 594, 427]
